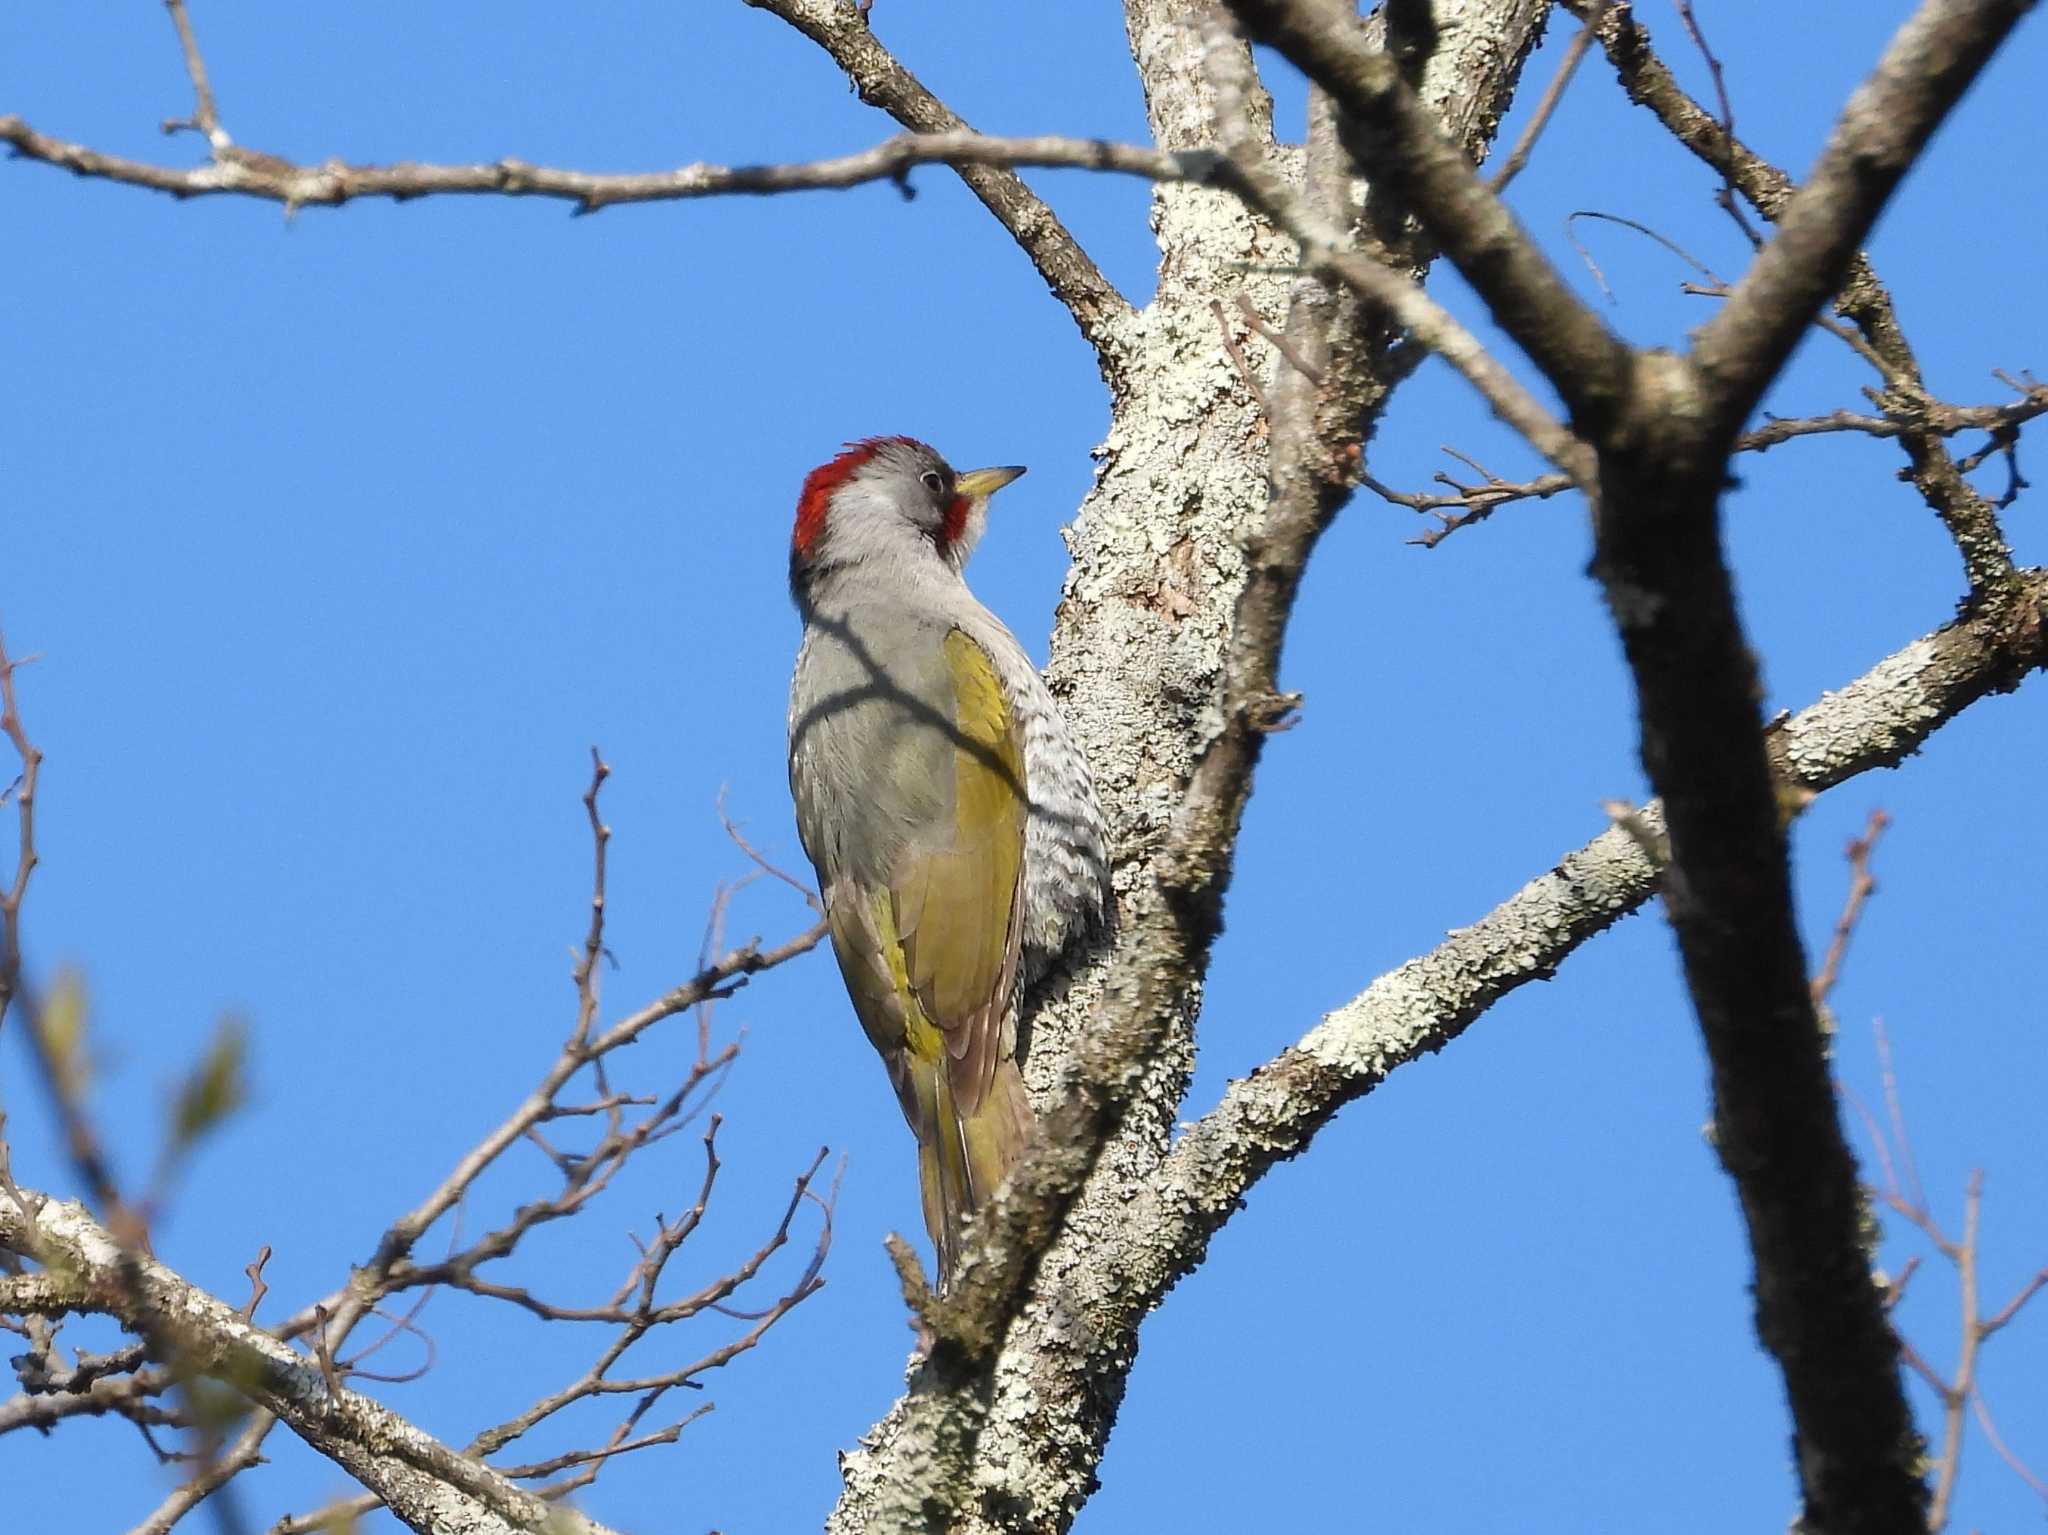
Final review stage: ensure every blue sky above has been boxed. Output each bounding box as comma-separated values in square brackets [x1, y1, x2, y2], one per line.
[5, 3, 2045, 1531]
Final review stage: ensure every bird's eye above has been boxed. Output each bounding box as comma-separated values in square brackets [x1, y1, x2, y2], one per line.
[920, 470, 945, 495]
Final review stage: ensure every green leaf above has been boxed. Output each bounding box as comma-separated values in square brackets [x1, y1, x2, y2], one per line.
[37, 971, 91, 1099]
[170, 1016, 248, 1151]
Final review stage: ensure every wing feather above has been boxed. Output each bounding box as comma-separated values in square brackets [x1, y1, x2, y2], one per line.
[893, 628, 1027, 1114]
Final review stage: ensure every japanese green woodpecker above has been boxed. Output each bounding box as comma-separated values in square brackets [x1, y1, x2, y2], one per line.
[786, 437, 1110, 1290]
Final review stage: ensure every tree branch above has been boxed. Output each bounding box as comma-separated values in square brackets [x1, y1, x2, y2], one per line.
[159, 0, 227, 150]
[0, 115, 1177, 213]
[269, 910, 822, 1350]
[1574, 13, 2035, 1517]
[1590, 347, 1917, 1525]
[0, 1361, 179, 1435]
[1185, 19, 1591, 480]
[8, 1, 1134, 359]
[1037, 562, 2048, 1503]
[126, 1410, 277, 1535]
[1564, 0, 2023, 594]
[1488, 2, 1604, 193]
[1591, 335, 1905, 1535]
[1367, 383, 2048, 545]
[1227, 0, 1636, 435]
[743, 0, 1133, 357]
[1689, 0, 2035, 446]
[0, 622, 42, 1044]
[0, 1194, 626, 1535]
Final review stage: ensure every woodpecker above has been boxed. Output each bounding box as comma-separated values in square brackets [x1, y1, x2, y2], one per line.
[786, 436, 1110, 1290]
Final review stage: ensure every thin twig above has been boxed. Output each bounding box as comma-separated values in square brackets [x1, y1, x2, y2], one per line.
[718, 790, 822, 912]
[1365, 387, 2048, 543]
[1810, 809, 1888, 1010]
[238, 1246, 271, 1323]
[0, 623, 44, 1042]
[1210, 298, 1270, 415]
[1848, 1012, 2048, 1526]
[1670, 0, 1745, 237]
[1924, 1170, 1985, 1531]
[341, 1305, 436, 1385]
[1235, 292, 1327, 384]
[1564, 207, 1727, 302]
[495, 1403, 713, 1481]
[1880, 1254, 1920, 1312]
[1980, 1263, 2048, 1339]
[742, 0, 1132, 352]
[123, 1409, 276, 1535]
[1873, 1018, 1935, 1232]
[1565, 0, 2025, 592]
[1973, 1391, 2048, 1509]
[272, 905, 824, 1345]
[572, 748, 613, 1051]
[1489, 5, 1604, 193]
[158, 0, 227, 150]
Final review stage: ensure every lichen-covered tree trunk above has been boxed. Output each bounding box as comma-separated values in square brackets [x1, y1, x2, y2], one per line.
[828, 4, 1550, 1529]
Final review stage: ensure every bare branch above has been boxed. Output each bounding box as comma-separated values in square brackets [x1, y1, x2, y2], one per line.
[1227, 0, 1636, 433]
[1489, 3, 1605, 193]
[11, 0, 1135, 353]
[1872, 1018, 1940, 1237]
[1564, 207, 1727, 300]
[493, 1403, 713, 1482]
[0, 1364, 181, 1436]
[158, 0, 227, 150]
[1974, 1391, 2048, 1510]
[1008, 565, 2048, 1535]
[1591, 333, 1927, 1527]
[1367, 383, 2048, 544]
[1923, 1170, 1986, 1531]
[1980, 1263, 2048, 1340]
[1565, 0, 2022, 594]
[1811, 810, 1890, 1012]
[0, 99, 1576, 475]
[0, 1195, 627, 1535]
[461, 1134, 832, 1467]
[1669, 0, 1740, 222]
[1189, 14, 1590, 479]
[0, 115, 1184, 213]
[125, 1410, 277, 1535]
[1850, 1020, 2048, 1528]
[272, 907, 824, 1345]
[1209, 298, 1271, 416]
[1690, 0, 2033, 446]
[0, 622, 43, 1042]
[744, 0, 1133, 354]
[718, 791, 824, 913]
[571, 747, 613, 1051]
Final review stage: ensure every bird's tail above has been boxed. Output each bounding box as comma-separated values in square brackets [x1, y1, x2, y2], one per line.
[914, 1055, 1033, 1293]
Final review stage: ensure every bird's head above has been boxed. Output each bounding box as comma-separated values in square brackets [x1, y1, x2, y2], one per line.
[789, 436, 1026, 597]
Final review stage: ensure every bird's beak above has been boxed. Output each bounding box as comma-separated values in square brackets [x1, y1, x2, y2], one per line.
[955, 465, 1027, 500]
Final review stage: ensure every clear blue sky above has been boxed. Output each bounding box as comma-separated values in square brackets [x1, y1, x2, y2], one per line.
[5, 3, 2045, 1531]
